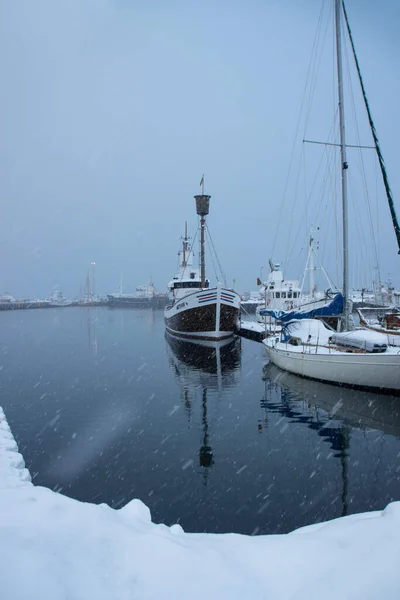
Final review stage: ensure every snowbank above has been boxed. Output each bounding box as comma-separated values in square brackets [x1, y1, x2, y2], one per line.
[0, 407, 32, 490]
[1, 406, 400, 600]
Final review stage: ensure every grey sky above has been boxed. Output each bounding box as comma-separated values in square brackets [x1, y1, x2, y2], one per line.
[1, 0, 399, 298]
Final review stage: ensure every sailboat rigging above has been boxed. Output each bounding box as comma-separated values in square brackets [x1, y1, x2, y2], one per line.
[341, 2, 400, 255]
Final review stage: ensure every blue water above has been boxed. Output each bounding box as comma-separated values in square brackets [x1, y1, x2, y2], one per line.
[1, 307, 400, 535]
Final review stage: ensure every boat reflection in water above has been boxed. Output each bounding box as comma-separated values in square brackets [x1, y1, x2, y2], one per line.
[262, 362, 400, 516]
[165, 333, 241, 481]
[263, 363, 400, 437]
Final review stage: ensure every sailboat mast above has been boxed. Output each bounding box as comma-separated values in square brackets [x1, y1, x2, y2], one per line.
[194, 193, 211, 288]
[309, 231, 315, 299]
[335, 0, 349, 329]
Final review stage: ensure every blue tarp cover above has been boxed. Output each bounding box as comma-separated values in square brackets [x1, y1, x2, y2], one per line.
[259, 293, 344, 323]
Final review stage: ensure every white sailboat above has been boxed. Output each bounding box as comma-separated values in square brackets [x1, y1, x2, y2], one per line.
[263, 0, 400, 394]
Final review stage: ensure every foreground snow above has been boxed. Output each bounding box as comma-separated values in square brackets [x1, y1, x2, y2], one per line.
[0, 407, 32, 490]
[1, 407, 400, 599]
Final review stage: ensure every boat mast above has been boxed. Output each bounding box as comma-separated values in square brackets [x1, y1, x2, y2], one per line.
[86, 270, 90, 300]
[182, 221, 188, 267]
[194, 191, 211, 288]
[309, 230, 315, 299]
[335, 0, 349, 329]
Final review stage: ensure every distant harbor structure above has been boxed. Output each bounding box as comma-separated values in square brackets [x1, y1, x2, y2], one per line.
[0, 291, 73, 311]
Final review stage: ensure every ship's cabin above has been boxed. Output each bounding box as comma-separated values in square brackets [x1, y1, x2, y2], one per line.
[269, 290, 300, 299]
[169, 271, 209, 291]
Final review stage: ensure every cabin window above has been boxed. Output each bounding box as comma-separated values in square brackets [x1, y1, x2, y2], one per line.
[173, 281, 206, 289]
[190, 272, 195, 279]
[293, 292, 298, 298]
[275, 292, 280, 299]
[282, 292, 286, 298]
[288, 292, 292, 298]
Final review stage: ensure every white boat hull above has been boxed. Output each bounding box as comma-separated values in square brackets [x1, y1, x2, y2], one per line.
[263, 338, 400, 393]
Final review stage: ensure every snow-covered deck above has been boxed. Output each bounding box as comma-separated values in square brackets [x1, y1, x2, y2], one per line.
[1, 405, 400, 599]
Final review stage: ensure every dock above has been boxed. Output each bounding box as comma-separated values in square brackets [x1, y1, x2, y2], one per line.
[0, 297, 168, 311]
[0, 300, 55, 311]
[238, 320, 267, 342]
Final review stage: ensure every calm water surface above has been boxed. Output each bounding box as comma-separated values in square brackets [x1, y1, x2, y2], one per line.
[1, 307, 400, 535]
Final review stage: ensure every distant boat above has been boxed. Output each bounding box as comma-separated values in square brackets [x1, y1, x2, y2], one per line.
[249, 260, 302, 319]
[164, 189, 240, 341]
[107, 282, 166, 308]
[45, 290, 72, 307]
[0, 294, 16, 304]
[252, 233, 338, 331]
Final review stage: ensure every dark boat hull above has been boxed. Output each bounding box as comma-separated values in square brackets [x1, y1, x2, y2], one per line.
[107, 295, 168, 308]
[164, 287, 240, 341]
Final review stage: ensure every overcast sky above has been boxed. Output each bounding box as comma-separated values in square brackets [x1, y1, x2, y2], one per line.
[1, 0, 399, 298]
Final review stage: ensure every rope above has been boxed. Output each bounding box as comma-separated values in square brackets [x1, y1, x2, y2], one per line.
[206, 235, 219, 283]
[205, 223, 227, 286]
[178, 225, 199, 283]
[271, 0, 327, 258]
[342, 26, 381, 285]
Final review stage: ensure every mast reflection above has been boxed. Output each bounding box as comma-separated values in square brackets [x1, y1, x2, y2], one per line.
[262, 363, 400, 438]
[262, 362, 400, 516]
[165, 333, 241, 483]
[82, 308, 98, 356]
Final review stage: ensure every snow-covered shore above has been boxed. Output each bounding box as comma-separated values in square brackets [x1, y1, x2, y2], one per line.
[0, 407, 32, 490]
[1, 406, 399, 600]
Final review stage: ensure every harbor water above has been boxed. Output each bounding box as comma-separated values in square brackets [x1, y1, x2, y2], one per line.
[1, 307, 400, 535]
